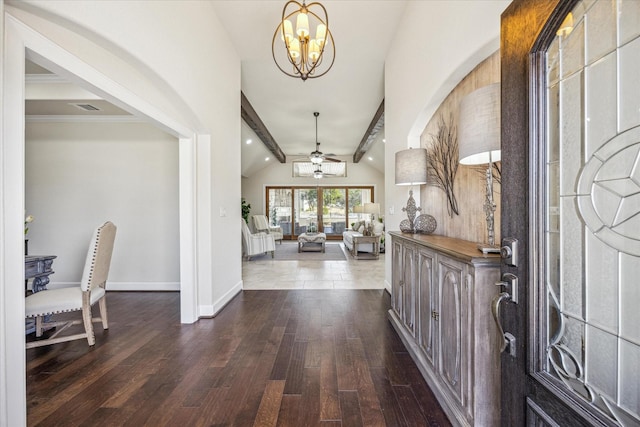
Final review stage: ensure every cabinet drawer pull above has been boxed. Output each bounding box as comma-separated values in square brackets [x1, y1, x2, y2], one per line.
[431, 310, 439, 320]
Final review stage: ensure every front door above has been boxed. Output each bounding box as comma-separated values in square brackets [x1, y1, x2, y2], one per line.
[501, 1, 640, 425]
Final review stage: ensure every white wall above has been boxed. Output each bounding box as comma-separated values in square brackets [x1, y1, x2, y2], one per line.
[25, 120, 180, 290]
[4, 0, 242, 311]
[242, 157, 385, 218]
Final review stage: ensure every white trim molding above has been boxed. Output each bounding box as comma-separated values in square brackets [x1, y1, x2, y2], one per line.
[199, 280, 242, 318]
[25, 114, 141, 123]
[45, 282, 181, 292]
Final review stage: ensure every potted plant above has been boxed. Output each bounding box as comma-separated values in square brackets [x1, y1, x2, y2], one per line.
[241, 198, 251, 224]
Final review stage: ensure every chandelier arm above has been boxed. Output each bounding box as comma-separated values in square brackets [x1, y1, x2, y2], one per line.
[272, 30, 303, 78]
[279, 2, 308, 77]
[305, 8, 328, 29]
[304, 30, 335, 79]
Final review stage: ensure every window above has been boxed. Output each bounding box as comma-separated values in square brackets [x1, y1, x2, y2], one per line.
[266, 186, 373, 239]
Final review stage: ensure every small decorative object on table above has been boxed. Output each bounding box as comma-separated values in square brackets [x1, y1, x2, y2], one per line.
[24, 214, 34, 235]
[363, 223, 374, 236]
[399, 219, 414, 233]
[25, 214, 34, 256]
[414, 214, 437, 234]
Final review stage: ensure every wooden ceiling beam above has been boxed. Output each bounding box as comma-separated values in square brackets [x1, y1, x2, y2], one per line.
[352, 99, 384, 163]
[241, 92, 286, 163]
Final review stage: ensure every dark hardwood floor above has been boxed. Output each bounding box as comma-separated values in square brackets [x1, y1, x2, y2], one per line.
[26, 290, 451, 426]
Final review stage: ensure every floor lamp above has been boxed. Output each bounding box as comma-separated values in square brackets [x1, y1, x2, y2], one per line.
[395, 148, 428, 233]
[458, 83, 501, 253]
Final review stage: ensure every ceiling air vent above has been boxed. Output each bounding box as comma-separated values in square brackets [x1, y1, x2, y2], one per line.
[69, 103, 101, 111]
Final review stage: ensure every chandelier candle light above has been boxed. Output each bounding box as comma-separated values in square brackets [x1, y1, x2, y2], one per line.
[272, 0, 335, 81]
[395, 148, 428, 233]
[458, 83, 501, 253]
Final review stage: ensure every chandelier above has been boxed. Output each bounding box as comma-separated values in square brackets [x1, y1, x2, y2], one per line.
[272, 0, 335, 81]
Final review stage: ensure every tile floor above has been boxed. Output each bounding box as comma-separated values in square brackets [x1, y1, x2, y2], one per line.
[242, 241, 386, 290]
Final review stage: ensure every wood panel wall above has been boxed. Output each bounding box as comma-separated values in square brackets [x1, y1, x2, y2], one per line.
[419, 51, 501, 244]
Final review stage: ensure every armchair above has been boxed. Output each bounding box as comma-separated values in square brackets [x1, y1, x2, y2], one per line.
[241, 218, 276, 260]
[252, 214, 283, 244]
[25, 221, 117, 348]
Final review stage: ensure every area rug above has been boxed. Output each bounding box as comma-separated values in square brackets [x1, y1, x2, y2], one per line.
[251, 241, 347, 261]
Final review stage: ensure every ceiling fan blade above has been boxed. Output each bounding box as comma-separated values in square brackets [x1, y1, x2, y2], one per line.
[324, 157, 342, 163]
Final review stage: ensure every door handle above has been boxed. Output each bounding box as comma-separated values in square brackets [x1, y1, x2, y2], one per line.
[492, 273, 519, 356]
[491, 292, 512, 353]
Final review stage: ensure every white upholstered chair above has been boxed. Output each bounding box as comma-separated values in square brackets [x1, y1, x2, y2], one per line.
[252, 214, 283, 244]
[241, 218, 276, 260]
[25, 221, 117, 348]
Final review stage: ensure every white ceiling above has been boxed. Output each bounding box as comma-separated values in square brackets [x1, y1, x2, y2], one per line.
[25, 1, 409, 177]
[212, 0, 406, 176]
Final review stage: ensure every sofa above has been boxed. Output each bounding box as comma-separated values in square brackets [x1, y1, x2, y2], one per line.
[343, 221, 384, 258]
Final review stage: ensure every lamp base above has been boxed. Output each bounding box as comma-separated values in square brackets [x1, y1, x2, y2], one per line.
[477, 244, 501, 254]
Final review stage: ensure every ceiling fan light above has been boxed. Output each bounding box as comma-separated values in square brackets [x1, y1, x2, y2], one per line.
[314, 170, 323, 179]
[296, 12, 309, 38]
[310, 155, 323, 164]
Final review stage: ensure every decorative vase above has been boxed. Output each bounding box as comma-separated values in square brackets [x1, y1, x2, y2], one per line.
[414, 214, 437, 234]
[399, 219, 413, 233]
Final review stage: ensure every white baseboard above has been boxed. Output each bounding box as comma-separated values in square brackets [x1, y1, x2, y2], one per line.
[44, 281, 180, 291]
[384, 278, 392, 294]
[198, 280, 243, 318]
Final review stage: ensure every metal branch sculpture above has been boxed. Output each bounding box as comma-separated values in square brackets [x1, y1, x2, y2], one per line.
[427, 114, 459, 217]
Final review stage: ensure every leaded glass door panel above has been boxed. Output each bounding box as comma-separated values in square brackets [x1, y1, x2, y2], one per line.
[501, 1, 640, 425]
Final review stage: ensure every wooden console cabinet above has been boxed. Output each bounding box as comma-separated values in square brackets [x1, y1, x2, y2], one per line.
[388, 232, 501, 427]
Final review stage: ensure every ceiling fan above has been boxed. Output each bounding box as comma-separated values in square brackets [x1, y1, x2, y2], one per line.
[292, 160, 346, 178]
[311, 163, 336, 179]
[309, 112, 341, 164]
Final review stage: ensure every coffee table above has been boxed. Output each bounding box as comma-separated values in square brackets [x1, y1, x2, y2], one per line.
[298, 232, 326, 252]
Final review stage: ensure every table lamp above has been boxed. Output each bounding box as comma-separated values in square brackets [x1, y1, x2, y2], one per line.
[395, 147, 428, 233]
[458, 83, 501, 253]
[363, 202, 380, 222]
[353, 205, 364, 222]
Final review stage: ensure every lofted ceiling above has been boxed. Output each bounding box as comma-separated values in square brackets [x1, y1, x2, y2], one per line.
[209, 1, 406, 177]
[24, 1, 409, 178]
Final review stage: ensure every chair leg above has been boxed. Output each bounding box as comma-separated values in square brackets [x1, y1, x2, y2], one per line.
[35, 316, 43, 337]
[82, 305, 96, 346]
[99, 295, 109, 330]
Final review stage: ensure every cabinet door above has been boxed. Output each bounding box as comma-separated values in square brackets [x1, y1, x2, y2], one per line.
[401, 243, 417, 335]
[390, 239, 404, 317]
[417, 247, 436, 368]
[437, 255, 467, 406]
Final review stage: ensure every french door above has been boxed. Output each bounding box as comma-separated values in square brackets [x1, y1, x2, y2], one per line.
[501, 1, 640, 426]
[266, 186, 374, 239]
